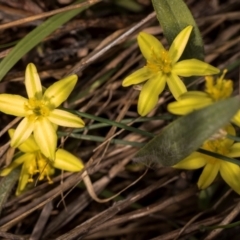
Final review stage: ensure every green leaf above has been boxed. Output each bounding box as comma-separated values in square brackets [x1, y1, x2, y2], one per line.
[134, 97, 240, 166]
[0, 0, 98, 82]
[114, 0, 143, 12]
[0, 168, 20, 213]
[73, 110, 155, 138]
[151, 0, 204, 60]
[58, 132, 144, 147]
[197, 149, 240, 166]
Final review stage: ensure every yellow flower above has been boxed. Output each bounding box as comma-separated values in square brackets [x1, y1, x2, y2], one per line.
[0, 129, 84, 195]
[173, 124, 240, 194]
[122, 26, 220, 116]
[167, 70, 240, 126]
[0, 63, 85, 160]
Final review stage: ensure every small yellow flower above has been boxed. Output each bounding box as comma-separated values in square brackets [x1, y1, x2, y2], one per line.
[0, 63, 85, 160]
[167, 70, 240, 126]
[122, 26, 220, 116]
[0, 129, 84, 195]
[173, 124, 240, 194]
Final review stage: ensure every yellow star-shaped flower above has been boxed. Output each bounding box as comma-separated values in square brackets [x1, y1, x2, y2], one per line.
[173, 124, 240, 194]
[0, 63, 85, 160]
[167, 70, 240, 127]
[122, 26, 220, 116]
[0, 129, 84, 195]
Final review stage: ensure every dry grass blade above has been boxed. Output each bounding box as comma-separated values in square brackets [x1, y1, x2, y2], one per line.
[66, 11, 156, 75]
[30, 201, 53, 240]
[0, 0, 240, 239]
[56, 177, 179, 240]
[0, 0, 102, 30]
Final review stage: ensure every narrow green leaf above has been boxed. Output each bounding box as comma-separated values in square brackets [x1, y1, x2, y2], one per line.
[151, 0, 204, 60]
[58, 132, 144, 147]
[197, 149, 240, 166]
[134, 97, 240, 166]
[0, 168, 20, 213]
[114, 0, 143, 12]
[72, 110, 155, 138]
[0, 0, 99, 81]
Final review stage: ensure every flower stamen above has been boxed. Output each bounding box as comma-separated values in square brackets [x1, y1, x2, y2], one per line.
[205, 69, 233, 101]
[36, 152, 54, 183]
[146, 49, 172, 74]
[24, 99, 50, 117]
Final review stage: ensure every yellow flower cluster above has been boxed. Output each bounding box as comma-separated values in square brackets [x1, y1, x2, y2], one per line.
[0, 63, 85, 195]
[167, 70, 240, 194]
[122, 26, 220, 116]
[122, 26, 240, 194]
[0, 26, 239, 196]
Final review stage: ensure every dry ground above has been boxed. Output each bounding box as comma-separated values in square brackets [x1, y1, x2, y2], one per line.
[0, 0, 240, 239]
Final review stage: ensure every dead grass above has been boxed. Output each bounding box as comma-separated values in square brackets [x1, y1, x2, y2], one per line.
[0, 0, 240, 239]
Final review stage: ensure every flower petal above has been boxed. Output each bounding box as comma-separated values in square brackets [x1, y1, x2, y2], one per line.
[8, 129, 39, 153]
[219, 161, 240, 194]
[228, 143, 240, 158]
[167, 95, 213, 115]
[198, 162, 220, 189]
[166, 73, 187, 100]
[137, 32, 164, 60]
[173, 152, 206, 169]
[54, 149, 84, 172]
[179, 91, 209, 100]
[0, 94, 27, 116]
[11, 117, 34, 148]
[169, 26, 193, 63]
[138, 73, 166, 116]
[0, 153, 32, 176]
[34, 117, 57, 161]
[43, 74, 78, 108]
[173, 59, 220, 77]
[122, 67, 150, 87]
[231, 110, 240, 127]
[25, 63, 42, 100]
[16, 156, 36, 195]
[222, 124, 235, 148]
[48, 109, 85, 128]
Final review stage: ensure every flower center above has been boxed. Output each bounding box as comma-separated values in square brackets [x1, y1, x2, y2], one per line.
[146, 49, 172, 74]
[205, 70, 233, 101]
[28, 152, 54, 184]
[203, 138, 230, 164]
[24, 98, 50, 118]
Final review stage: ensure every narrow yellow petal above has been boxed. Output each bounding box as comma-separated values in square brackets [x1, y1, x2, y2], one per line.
[173, 152, 206, 169]
[169, 26, 193, 63]
[219, 161, 240, 194]
[11, 118, 34, 148]
[48, 109, 85, 128]
[54, 149, 84, 172]
[122, 67, 150, 87]
[222, 124, 235, 148]
[138, 73, 166, 116]
[0, 153, 31, 176]
[231, 110, 240, 127]
[8, 129, 39, 153]
[0, 94, 27, 116]
[166, 73, 187, 100]
[16, 156, 35, 195]
[25, 63, 42, 100]
[173, 59, 220, 77]
[228, 143, 240, 158]
[179, 91, 209, 100]
[43, 74, 78, 108]
[167, 96, 212, 115]
[137, 32, 164, 60]
[34, 117, 57, 161]
[197, 163, 220, 189]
